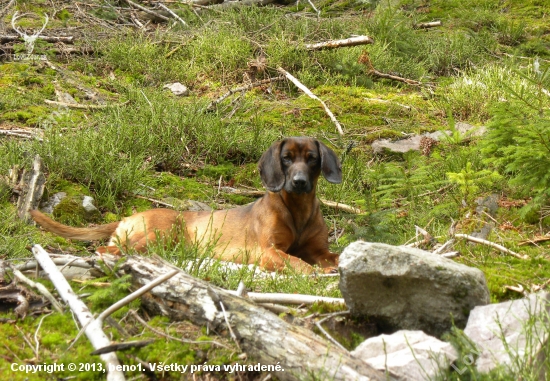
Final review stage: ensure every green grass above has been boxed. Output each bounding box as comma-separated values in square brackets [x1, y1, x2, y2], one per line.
[1, 0, 550, 379]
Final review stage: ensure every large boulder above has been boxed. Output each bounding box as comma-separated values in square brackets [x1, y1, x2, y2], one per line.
[463, 292, 550, 377]
[339, 241, 490, 337]
[351, 330, 458, 381]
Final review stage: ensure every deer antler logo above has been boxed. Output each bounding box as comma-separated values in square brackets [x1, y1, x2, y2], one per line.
[11, 12, 49, 55]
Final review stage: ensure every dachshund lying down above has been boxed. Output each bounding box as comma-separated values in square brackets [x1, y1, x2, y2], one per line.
[30, 137, 342, 274]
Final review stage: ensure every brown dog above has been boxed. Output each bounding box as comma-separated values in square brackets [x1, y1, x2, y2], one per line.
[30, 137, 342, 273]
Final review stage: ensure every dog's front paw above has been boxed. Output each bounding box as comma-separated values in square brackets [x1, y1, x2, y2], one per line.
[323, 266, 339, 274]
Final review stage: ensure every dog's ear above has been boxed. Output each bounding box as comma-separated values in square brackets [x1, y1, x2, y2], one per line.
[317, 141, 342, 184]
[258, 139, 286, 192]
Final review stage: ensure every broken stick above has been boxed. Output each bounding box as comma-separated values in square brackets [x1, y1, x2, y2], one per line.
[32, 245, 125, 381]
[454, 234, 528, 260]
[305, 35, 374, 51]
[277, 67, 344, 136]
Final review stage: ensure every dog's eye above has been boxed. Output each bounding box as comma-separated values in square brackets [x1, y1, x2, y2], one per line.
[282, 156, 292, 165]
[308, 156, 318, 164]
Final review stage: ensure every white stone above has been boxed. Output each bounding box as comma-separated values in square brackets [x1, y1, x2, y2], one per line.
[352, 330, 458, 381]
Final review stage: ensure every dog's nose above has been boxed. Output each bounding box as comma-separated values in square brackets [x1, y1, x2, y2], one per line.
[292, 174, 307, 189]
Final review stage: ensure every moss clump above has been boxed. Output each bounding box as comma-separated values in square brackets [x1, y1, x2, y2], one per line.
[52, 196, 100, 225]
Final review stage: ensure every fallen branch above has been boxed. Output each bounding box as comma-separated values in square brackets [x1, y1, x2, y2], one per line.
[0, 35, 74, 43]
[10, 267, 64, 313]
[0, 129, 42, 141]
[314, 311, 350, 353]
[156, 3, 187, 27]
[305, 35, 374, 51]
[454, 234, 528, 260]
[17, 257, 96, 272]
[369, 68, 423, 87]
[227, 291, 345, 306]
[16, 155, 46, 222]
[134, 194, 174, 208]
[207, 76, 284, 111]
[433, 239, 455, 255]
[319, 198, 362, 214]
[414, 21, 442, 29]
[105, 254, 386, 381]
[32, 245, 125, 381]
[277, 67, 344, 136]
[44, 99, 128, 109]
[218, 187, 360, 213]
[518, 236, 550, 246]
[126, 0, 169, 21]
[70, 268, 181, 352]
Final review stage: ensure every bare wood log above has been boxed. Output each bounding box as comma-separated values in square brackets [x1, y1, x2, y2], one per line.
[106, 255, 388, 381]
[414, 21, 442, 29]
[44, 99, 128, 109]
[0, 35, 74, 43]
[305, 35, 374, 51]
[0, 129, 43, 141]
[454, 233, 528, 260]
[31, 245, 125, 381]
[277, 67, 344, 136]
[17, 155, 46, 223]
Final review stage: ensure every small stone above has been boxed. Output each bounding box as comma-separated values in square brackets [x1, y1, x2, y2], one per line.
[352, 330, 458, 381]
[40, 192, 67, 214]
[163, 82, 189, 96]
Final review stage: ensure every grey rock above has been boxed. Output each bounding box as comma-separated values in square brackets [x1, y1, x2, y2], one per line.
[352, 330, 458, 381]
[339, 241, 490, 337]
[475, 194, 499, 217]
[372, 131, 446, 154]
[455, 122, 486, 137]
[40, 192, 67, 214]
[81, 196, 98, 213]
[464, 292, 550, 377]
[371, 123, 485, 154]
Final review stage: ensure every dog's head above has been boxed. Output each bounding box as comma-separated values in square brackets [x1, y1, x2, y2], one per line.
[258, 137, 342, 194]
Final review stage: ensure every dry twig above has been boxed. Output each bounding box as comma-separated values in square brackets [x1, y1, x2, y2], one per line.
[414, 21, 442, 29]
[126, 0, 169, 21]
[226, 291, 345, 306]
[32, 245, 125, 381]
[44, 99, 128, 109]
[11, 267, 64, 313]
[455, 234, 528, 260]
[314, 311, 350, 353]
[278, 67, 344, 135]
[305, 35, 374, 50]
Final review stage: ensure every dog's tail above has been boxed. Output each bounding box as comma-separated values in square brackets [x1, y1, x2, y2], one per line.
[30, 210, 119, 241]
